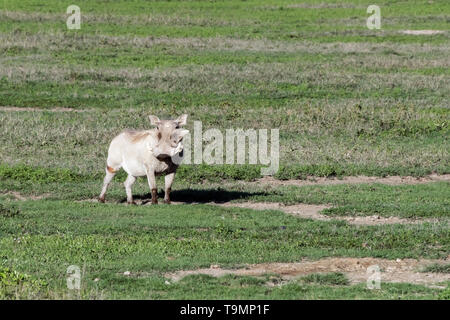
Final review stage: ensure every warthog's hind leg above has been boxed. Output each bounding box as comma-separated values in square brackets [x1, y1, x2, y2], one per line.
[99, 166, 118, 203]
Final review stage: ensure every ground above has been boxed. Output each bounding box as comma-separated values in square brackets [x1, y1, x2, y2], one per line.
[0, 0, 449, 299]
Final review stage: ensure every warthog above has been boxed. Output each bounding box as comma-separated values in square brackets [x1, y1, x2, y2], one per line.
[99, 114, 189, 204]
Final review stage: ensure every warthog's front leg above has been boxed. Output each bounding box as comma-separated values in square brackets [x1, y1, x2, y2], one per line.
[146, 169, 158, 204]
[164, 172, 175, 204]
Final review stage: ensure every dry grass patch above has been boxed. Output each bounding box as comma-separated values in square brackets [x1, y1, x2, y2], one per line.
[0, 9, 244, 27]
[1, 61, 448, 97]
[1, 191, 49, 201]
[2, 32, 449, 55]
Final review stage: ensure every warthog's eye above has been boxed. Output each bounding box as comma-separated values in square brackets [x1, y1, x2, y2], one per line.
[157, 132, 162, 140]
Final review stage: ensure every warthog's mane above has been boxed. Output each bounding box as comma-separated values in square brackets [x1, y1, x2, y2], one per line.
[124, 130, 154, 143]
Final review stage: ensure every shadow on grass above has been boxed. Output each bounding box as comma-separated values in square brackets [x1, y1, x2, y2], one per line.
[121, 189, 269, 204]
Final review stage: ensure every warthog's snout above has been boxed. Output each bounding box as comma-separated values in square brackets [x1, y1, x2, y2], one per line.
[156, 153, 171, 160]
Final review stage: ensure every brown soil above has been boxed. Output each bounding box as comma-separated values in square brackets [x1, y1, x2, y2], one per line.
[165, 257, 450, 286]
[171, 201, 440, 226]
[219, 202, 332, 221]
[2, 191, 49, 200]
[81, 197, 442, 226]
[254, 174, 450, 187]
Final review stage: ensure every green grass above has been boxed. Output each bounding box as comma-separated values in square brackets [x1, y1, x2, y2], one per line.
[0, 107, 448, 179]
[0, 266, 48, 299]
[0, 201, 20, 217]
[421, 264, 450, 274]
[3, 162, 447, 187]
[0, 164, 449, 219]
[0, 1, 449, 177]
[1, 0, 449, 43]
[0, 199, 448, 299]
[2, 270, 447, 299]
[146, 275, 446, 300]
[247, 182, 450, 218]
[298, 272, 350, 286]
[0, 0, 449, 299]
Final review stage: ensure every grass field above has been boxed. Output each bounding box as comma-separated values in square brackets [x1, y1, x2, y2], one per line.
[0, 0, 449, 300]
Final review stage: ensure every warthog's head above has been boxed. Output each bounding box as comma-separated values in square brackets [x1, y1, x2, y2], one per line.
[149, 114, 189, 161]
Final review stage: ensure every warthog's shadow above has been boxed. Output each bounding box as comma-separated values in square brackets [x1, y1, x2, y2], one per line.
[121, 188, 269, 204]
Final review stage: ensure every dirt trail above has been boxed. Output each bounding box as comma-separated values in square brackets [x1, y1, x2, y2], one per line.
[171, 201, 440, 226]
[5, 193, 445, 226]
[1, 191, 49, 200]
[0, 106, 89, 112]
[252, 174, 450, 187]
[165, 257, 450, 286]
[401, 30, 445, 35]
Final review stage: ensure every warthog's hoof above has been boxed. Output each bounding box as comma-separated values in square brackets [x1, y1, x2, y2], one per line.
[151, 188, 158, 205]
[164, 199, 171, 204]
[98, 197, 105, 203]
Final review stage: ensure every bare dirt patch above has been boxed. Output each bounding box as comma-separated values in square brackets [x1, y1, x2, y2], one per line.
[254, 174, 450, 187]
[92, 193, 443, 226]
[169, 201, 440, 226]
[219, 202, 332, 221]
[402, 30, 445, 35]
[1, 191, 49, 201]
[165, 257, 450, 286]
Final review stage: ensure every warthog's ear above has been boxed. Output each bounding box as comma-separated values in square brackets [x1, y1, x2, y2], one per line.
[174, 129, 189, 142]
[149, 115, 161, 126]
[175, 114, 188, 126]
